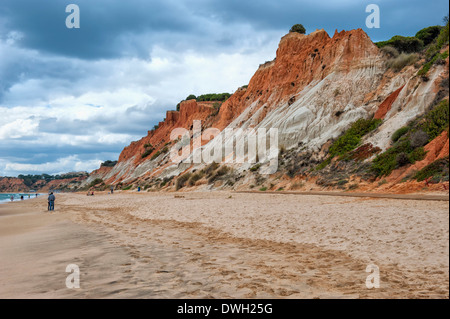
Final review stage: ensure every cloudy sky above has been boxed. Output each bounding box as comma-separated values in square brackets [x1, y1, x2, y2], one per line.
[0, 0, 448, 176]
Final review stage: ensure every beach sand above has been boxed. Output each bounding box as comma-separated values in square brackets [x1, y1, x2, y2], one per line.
[0, 191, 448, 298]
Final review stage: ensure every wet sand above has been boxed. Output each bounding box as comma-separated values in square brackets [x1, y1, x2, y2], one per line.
[0, 192, 448, 298]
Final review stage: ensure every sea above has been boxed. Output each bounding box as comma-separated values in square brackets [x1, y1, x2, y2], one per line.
[0, 193, 44, 204]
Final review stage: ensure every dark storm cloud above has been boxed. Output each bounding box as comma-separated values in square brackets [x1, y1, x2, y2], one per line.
[198, 0, 448, 41]
[0, 0, 199, 59]
[2, 0, 448, 61]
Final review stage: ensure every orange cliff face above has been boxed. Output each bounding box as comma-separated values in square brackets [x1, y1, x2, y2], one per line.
[118, 99, 215, 166]
[387, 130, 449, 184]
[78, 28, 448, 194]
[103, 28, 383, 184]
[214, 28, 380, 130]
[88, 165, 114, 179]
[0, 177, 29, 192]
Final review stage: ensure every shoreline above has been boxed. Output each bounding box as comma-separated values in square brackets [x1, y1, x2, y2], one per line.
[0, 193, 45, 205]
[0, 192, 448, 298]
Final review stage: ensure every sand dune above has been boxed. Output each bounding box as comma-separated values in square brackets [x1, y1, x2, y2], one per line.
[0, 191, 448, 298]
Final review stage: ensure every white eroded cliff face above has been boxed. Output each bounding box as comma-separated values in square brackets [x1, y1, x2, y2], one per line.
[365, 63, 448, 152]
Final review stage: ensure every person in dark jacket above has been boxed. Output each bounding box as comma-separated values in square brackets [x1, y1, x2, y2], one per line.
[48, 192, 56, 211]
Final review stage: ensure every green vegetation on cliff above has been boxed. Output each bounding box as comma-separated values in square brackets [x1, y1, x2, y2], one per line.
[100, 160, 117, 167]
[316, 118, 382, 170]
[415, 156, 449, 182]
[371, 99, 449, 177]
[290, 24, 306, 34]
[376, 35, 424, 53]
[176, 93, 231, 111]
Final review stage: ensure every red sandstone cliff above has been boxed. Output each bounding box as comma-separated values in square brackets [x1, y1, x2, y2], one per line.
[84, 27, 448, 194]
[214, 29, 379, 130]
[114, 28, 381, 169]
[118, 99, 215, 165]
[0, 177, 29, 192]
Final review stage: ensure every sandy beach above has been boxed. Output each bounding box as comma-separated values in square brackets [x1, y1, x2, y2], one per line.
[0, 191, 448, 299]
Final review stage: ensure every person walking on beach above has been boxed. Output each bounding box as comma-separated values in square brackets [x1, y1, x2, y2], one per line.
[48, 192, 55, 211]
[10, 195, 13, 202]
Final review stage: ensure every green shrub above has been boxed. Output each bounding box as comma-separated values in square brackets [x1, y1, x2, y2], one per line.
[315, 118, 382, 170]
[373, 98, 448, 177]
[188, 171, 204, 186]
[151, 150, 161, 161]
[259, 187, 268, 191]
[421, 99, 449, 140]
[380, 46, 399, 58]
[371, 139, 427, 177]
[250, 164, 261, 172]
[435, 51, 449, 64]
[89, 178, 103, 188]
[216, 166, 229, 176]
[371, 140, 412, 176]
[386, 53, 418, 71]
[122, 185, 132, 191]
[160, 176, 173, 188]
[427, 19, 449, 59]
[408, 147, 427, 163]
[211, 102, 221, 113]
[203, 162, 219, 176]
[392, 127, 410, 142]
[328, 118, 382, 158]
[225, 179, 235, 187]
[315, 157, 332, 171]
[436, 21, 449, 49]
[396, 152, 410, 167]
[142, 148, 155, 159]
[337, 180, 349, 186]
[418, 51, 449, 76]
[415, 26, 443, 46]
[101, 160, 117, 167]
[376, 35, 423, 53]
[207, 166, 230, 184]
[415, 156, 449, 181]
[329, 133, 361, 157]
[290, 24, 306, 34]
[176, 173, 192, 190]
[195, 93, 231, 102]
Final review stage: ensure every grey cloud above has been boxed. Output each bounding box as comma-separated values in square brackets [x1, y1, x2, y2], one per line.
[1, 0, 448, 176]
[1, 0, 196, 59]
